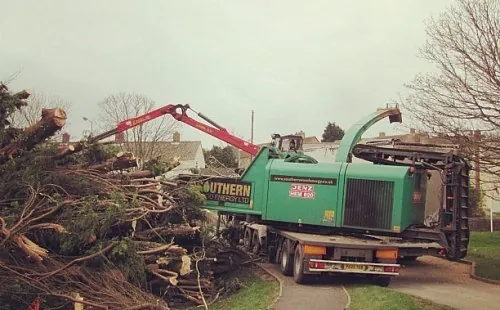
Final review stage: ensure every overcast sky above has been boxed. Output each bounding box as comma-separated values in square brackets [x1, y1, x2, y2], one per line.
[0, 0, 454, 148]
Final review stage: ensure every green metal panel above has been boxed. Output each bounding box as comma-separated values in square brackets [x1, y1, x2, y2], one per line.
[197, 105, 417, 235]
[200, 149, 416, 234]
[340, 163, 415, 233]
[201, 147, 272, 215]
[264, 160, 342, 227]
[335, 108, 402, 163]
[335, 163, 349, 227]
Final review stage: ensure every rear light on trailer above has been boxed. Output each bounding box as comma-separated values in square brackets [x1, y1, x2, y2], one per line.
[375, 249, 398, 259]
[304, 244, 326, 255]
[384, 266, 400, 273]
[309, 261, 326, 269]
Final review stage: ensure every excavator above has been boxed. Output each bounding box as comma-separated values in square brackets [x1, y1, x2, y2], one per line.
[89, 103, 261, 154]
[89, 103, 306, 162]
[87, 103, 470, 286]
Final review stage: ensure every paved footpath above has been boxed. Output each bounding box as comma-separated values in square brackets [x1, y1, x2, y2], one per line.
[391, 256, 500, 310]
[258, 263, 349, 310]
[259, 256, 500, 310]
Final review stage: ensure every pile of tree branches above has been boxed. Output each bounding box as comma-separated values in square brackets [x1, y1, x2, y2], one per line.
[0, 85, 250, 309]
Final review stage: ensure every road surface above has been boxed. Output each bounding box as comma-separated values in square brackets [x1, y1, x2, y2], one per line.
[392, 256, 500, 310]
[259, 263, 349, 310]
[259, 256, 500, 310]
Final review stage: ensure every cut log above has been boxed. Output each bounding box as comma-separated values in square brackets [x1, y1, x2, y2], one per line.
[13, 89, 30, 100]
[12, 234, 49, 264]
[134, 241, 187, 254]
[55, 141, 84, 158]
[115, 170, 154, 179]
[87, 153, 138, 173]
[56, 143, 74, 153]
[0, 108, 67, 162]
[133, 226, 200, 242]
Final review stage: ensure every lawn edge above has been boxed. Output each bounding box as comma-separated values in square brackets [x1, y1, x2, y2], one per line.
[255, 263, 284, 310]
[459, 259, 500, 285]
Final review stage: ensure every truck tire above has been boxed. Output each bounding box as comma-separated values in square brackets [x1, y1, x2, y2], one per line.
[243, 227, 252, 251]
[373, 276, 391, 287]
[280, 240, 293, 276]
[251, 230, 261, 255]
[293, 244, 307, 284]
[399, 256, 418, 262]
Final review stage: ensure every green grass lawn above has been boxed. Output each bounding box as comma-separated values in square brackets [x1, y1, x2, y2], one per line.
[466, 231, 500, 281]
[199, 265, 279, 310]
[346, 286, 454, 310]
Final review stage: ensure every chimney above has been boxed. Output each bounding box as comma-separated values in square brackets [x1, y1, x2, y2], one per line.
[62, 133, 70, 143]
[410, 128, 416, 134]
[173, 131, 181, 142]
[115, 132, 125, 143]
[379, 132, 386, 138]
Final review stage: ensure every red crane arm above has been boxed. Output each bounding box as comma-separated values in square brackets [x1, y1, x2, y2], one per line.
[93, 104, 260, 156]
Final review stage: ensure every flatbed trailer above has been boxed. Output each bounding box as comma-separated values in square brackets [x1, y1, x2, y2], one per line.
[238, 221, 443, 285]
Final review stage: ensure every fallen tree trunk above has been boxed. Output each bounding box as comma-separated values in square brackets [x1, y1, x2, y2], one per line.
[117, 170, 154, 179]
[133, 226, 200, 242]
[55, 141, 84, 159]
[0, 108, 66, 162]
[12, 89, 30, 101]
[87, 152, 138, 173]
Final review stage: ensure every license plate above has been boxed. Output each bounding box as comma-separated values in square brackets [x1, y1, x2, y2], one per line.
[343, 264, 365, 271]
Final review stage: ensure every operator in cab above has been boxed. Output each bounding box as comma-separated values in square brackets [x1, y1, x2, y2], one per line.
[289, 139, 297, 151]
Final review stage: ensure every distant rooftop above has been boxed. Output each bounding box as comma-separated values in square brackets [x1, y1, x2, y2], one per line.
[58, 131, 202, 162]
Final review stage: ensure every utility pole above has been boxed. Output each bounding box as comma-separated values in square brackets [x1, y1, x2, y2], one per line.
[251, 110, 254, 144]
[83, 117, 94, 136]
[250, 110, 254, 161]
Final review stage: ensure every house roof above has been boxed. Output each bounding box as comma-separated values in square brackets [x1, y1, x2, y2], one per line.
[116, 141, 202, 162]
[56, 137, 203, 163]
[153, 141, 201, 161]
[234, 136, 320, 159]
[362, 132, 455, 145]
[234, 131, 461, 161]
[304, 136, 320, 144]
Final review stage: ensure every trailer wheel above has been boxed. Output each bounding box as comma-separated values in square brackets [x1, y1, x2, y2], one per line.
[399, 256, 418, 262]
[293, 244, 306, 284]
[243, 228, 252, 251]
[373, 276, 391, 287]
[280, 240, 293, 276]
[251, 230, 261, 255]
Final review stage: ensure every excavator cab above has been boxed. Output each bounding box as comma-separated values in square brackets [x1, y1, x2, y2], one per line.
[271, 134, 304, 153]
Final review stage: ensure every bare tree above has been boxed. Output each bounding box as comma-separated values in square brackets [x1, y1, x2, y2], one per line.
[400, 0, 500, 191]
[98, 92, 179, 167]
